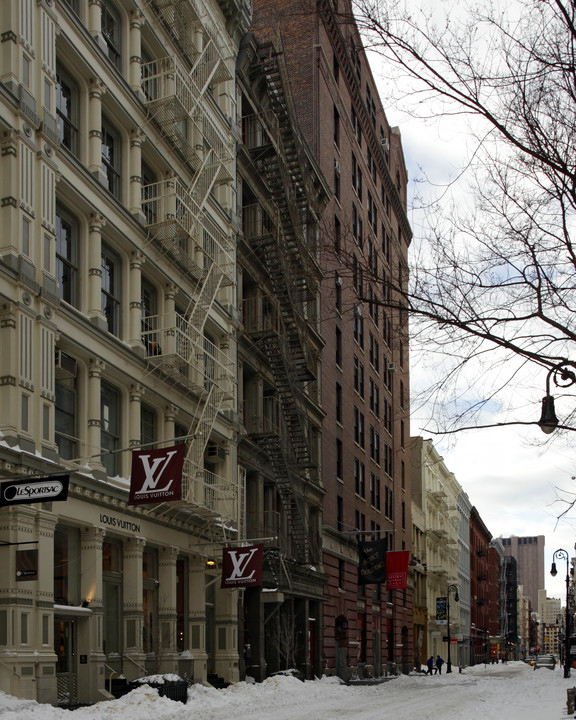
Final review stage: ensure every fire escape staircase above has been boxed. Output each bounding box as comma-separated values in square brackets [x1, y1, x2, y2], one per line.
[242, 46, 326, 566]
[137, 3, 237, 539]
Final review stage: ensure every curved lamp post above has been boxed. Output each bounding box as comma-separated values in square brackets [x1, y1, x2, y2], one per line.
[446, 583, 459, 673]
[550, 549, 571, 678]
[539, 362, 576, 434]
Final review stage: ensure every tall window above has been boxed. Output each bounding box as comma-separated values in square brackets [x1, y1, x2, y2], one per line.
[337, 496, 344, 532]
[141, 404, 156, 450]
[141, 279, 159, 355]
[101, 119, 121, 198]
[55, 375, 77, 460]
[101, 245, 121, 335]
[101, 0, 122, 70]
[142, 548, 158, 654]
[62, 0, 80, 13]
[54, 526, 80, 605]
[176, 557, 188, 652]
[56, 66, 78, 155]
[103, 540, 122, 656]
[141, 48, 158, 103]
[354, 457, 365, 497]
[333, 105, 340, 146]
[101, 382, 120, 477]
[141, 163, 158, 225]
[55, 205, 78, 306]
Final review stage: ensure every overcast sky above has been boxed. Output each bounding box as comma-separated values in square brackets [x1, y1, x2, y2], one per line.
[363, 13, 576, 602]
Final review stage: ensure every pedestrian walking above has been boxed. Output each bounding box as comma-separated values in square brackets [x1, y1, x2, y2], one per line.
[426, 656, 434, 675]
[435, 655, 444, 674]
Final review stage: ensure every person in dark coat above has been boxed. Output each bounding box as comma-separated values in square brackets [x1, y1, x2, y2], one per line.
[435, 655, 444, 674]
[426, 656, 434, 675]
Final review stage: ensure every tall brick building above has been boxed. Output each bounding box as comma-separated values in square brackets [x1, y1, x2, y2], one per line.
[470, 508, 492, 663]
[251, 0, 413, 676]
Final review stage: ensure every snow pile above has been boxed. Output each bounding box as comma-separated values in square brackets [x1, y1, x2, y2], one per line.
[0, 662, 570, 720]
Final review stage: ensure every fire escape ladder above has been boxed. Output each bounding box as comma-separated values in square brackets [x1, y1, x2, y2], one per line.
[250, 408, 311, 565]
[258, 328, 311, 467]
[141, 54, 204, 172]
[190, 37, 232, 102]
[146, 2, 234, 193]
[186, 262, 224, 340]
[138, 3, 237, 538]
[147, 0, 201, 67]
[189, 149, 230, 212]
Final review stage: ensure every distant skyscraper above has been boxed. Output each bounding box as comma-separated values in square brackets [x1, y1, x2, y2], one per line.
[501, 536, 545, 606]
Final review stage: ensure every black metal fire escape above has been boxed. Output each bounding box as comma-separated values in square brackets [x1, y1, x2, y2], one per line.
[243, 42, 324, 566]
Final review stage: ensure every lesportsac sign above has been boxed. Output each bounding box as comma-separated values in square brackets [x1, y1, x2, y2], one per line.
[0, 475, 70, 507]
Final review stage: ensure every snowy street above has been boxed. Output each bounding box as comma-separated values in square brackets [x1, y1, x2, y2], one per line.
[0, 661, 572, 720]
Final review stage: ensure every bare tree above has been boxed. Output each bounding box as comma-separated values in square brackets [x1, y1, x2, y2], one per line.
[327, 0, 576, 434]
[269, 608, 299, 671]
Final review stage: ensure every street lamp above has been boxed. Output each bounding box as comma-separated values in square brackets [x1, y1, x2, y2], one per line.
[550, 548, 571, 678]
[446, 583, 459, 673]
[539, 362, 576, 434]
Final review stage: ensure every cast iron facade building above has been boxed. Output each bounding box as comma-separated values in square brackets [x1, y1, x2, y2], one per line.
[0, 0, 250, 705]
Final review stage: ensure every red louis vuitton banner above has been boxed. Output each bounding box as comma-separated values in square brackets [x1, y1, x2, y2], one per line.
[129, 444, 185, 505]
[386, 550, 410, 589]
[221, 544, 264, 588]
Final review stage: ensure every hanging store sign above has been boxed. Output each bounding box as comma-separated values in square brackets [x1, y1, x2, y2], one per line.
[358, 539, 387, 584]
[385, 550, 410, 589]
[129, 445, 185, 505]
[0, 475, 69, 507]
[16, 549, 38, 581]
[221, 544, 264, 588]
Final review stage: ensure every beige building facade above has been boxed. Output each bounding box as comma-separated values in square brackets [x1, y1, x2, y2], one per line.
[0, 0, 250, 706]
[411, 437, 462, 668]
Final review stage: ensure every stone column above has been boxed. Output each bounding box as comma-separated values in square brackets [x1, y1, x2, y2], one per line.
[164, 283, 177, 357]
[78, 527, 106, 704]
[87, 213, 106, 330]
[128, 383, 143, 449]
[88, 79, 106, 185]
[129, 10, 144, 96]
[6, 506, 38, 701]
[123, 537, 145, 679]
[163, 403, 178, 445]
[158, 546, 179, 674]
[0, 131, 18, 256]
[87, 0, 102, 37]
[128, 251, 144, 352]
[188, 556, 207, 682]
[129, 129, 145, 220]
[0, 302, 18, 442]
[214, 586, 239, 683]
[87, 359, 106, 472]
[35, 511, 58, 705]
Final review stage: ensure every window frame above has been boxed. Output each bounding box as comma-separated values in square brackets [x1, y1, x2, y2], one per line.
[101, 244, 121, 336]
[56, 65, 79, 155]
[101, 118, 122, 199]
[101, 0, 122, 70]
[55, 375, 78, 461]
[55, 204, 79, 307]
[101, 381, 121, 477]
